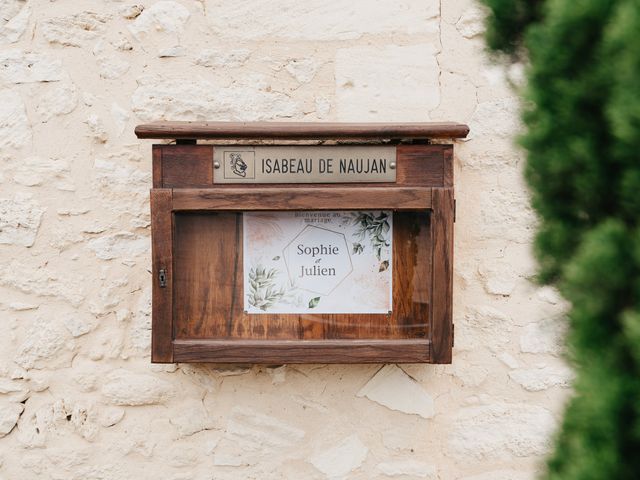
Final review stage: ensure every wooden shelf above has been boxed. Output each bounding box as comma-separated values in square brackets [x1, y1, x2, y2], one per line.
[136, 121, 469, 140]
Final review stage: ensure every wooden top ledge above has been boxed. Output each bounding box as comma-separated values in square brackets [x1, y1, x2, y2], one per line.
[135, 121, 469, 140]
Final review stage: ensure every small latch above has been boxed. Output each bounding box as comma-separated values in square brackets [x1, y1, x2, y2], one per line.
[159, 268, 167, 288]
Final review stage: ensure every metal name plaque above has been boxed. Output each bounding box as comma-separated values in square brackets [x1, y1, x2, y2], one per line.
[213, 145, 396, 184]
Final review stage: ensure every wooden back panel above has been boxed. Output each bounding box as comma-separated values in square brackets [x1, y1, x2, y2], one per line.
[172, 211, 431, 341]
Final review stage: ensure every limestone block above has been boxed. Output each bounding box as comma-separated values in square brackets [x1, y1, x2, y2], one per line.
[195, 48, 251, 68]
[535, 286, 563, 306]
[35, 81, 78, 122]
[213, 406, 305, 466]
[63, 314, 97, 338]
[16, 414, 45, 448]
[0, 261, 86, 306]
[430, 71, 478, 121]
[376, 460, 437, 478]
[85, 114, 108, 143]
[452, 360, 489, 387]
[101, 369, 174, 406]
[128, 1, 190, 53]
[129, 1, 190, 37]
[357, 364, 434, 418]
[116, 424, 156, 457]
[207, 0, 439, 40]
[456, 305, 512, 352]
[17, 399, 99, 445]
[315, 96, 331, 118]
[25, 371, 48, 393]
[0, 50, 63, 84]
[478, 262, 518, 296]
[475, 185, 535, 244]
[0, 194, 44, 247]
[88, 279, 127, 316]
[67, 401, 100, 441]
[167, 444, 199, 468]
[119, 4, 144, 20]
[0, 0, 24, 23]
[56, 207, 89, 217]
[520, 319, 567, 356]
[43, 447, 92, 472]
[509, 364, 573, 392]
[308, 434, 368, 479]
[129, 310, 151, 352]
[47, 224, 84, 252]
[13, 156, 70, 188]
[382, 429, 419, 452]
[290, 394, 329, 413]
[458, 150, 522, 171]
[131, 75, 298, 122]
[93, 40, 130, 80]
[0, 378, 29, 402]
[497, 352, 520, 369]
[456, 5, 486, 39]
[93, 153, 150, 193]
[0, 2, 30, 44]
[8, 302, 38, 311]
[74, 372, 99, 392]
[285, 58, 321, 84]
[0, 401, 23, 437]
[99, 407, 125, 428]
[336, 44, 440, 121]
[0, 89, 31, 149]
[158, 45, 186, 58]
[41, 12, 110, 47]
[468, 98, 521, 141]
[87, 232, 149, 261]
[127, 286, 151, 351]
[449, 403, 555, 460]
[168, 400, 216, 438]
[14, 317, 72, 370]
[437, 20, 484, 80]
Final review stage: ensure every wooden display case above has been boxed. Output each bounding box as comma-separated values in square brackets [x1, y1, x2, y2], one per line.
[137, 121, 468, 364]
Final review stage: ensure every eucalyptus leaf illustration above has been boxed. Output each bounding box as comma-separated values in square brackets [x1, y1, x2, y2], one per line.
[272, 256, 280, 261]
[247, 265, 287, 311]
[379, 260, 389, 272]
[308, 297, 320, 308]
[352, 242, 364, 254]
[351, 211, 390, 260]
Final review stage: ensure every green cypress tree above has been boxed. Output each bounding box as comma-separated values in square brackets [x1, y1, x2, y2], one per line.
[481, 0, 640, 478]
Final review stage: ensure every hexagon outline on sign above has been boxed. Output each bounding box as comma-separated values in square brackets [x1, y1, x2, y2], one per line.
[282, 224, 353, 296]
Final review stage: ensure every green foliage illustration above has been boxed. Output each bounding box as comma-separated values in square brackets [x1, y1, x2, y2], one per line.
[351, 211, 390, 260]
[247, 265, 287, 311]
[482, 0, 640, 478]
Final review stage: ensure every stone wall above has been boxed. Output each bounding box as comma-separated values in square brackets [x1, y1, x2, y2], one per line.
[0, 1, 571, 478]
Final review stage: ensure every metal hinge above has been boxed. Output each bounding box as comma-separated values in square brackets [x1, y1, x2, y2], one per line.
[159, 268, 167, 288]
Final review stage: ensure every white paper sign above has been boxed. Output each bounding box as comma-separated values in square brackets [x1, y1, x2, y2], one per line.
[243, 211, 393, 314]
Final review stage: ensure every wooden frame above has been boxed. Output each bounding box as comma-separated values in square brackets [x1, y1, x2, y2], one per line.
[141, 122, 466, 364]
